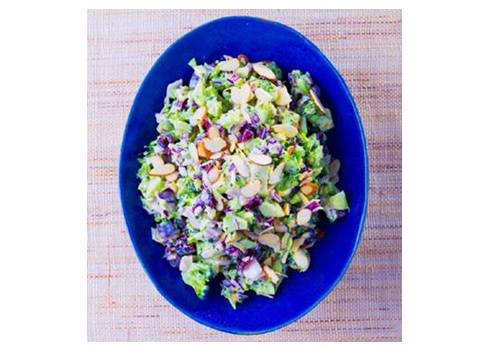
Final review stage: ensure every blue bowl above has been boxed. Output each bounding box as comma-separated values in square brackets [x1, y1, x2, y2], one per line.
[119, 16, 368, 334]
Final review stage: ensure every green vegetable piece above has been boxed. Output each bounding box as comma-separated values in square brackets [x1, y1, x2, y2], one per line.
[258, 202, 285, 218]
[328, 191, 349, 210]
[181, 262, 213, 298]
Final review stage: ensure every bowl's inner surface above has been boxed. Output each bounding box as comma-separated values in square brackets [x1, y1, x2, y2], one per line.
[120, 16, 367, 334]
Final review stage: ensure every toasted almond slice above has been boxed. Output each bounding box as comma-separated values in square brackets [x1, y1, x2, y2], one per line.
[253, 62, 276, 81]
[207, 166, 220, 184]
[204, 137, 227, 153]
[283, 202, 290, 216]
[149, 163, 176, 177]
[255, 88, 273, 104]
[207, 126, 220, 139]
[213, 191, 224, 211]
[219, 58, 240, 72]
[309, 87, 326, 114]
[231, 83, 252, 105]
[179, 255, 193, 272]
[237, 54, 249, 63]
[298, 170, 312, 181]
[287, 145, 295, 154]
[260, 226, 275, 234]
[272, 124, 298, 138]
[165, 172, 179, 182]
[210, 152, 223, 160]
[296, 208, 312, 226]
[275, 86, 292, 106]
[191, 106, 207, 126]
[148, 155, 164, 170]
[280, 233, 290, 250]
[329, 159, 341, 177]
[197, 139, 212, 159]
[248, 152, 272, 166]
[274, 220, 288, 233]
[188, 143, 199, 165]
[263, 265, 280, 283]
[241, 180, 262, 198]
[300, 182, 318, 196]
[258, 233, 280, 252]
[232, 155, 250, 177]
[269, 162, 285, 185]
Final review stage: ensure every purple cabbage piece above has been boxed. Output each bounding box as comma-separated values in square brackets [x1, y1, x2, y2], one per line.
[164, 245, 180, 267]
[158, 189, 176, 202]
[206, 226, 222, 239]
[212, 78, 222, 85]
[228, 163, 236, 172]
[244, 195, 262, 210]
[304, 199, 321, 211]
[157, 221, 179, 240]
[228, 73, 239, 83]
[180, 132, 189, 140]
[306, 75, 314, 85]
[239, 128, 254, 142]
[226, 245, 244, 259]
[174, 235, 196, 256]
[175, 218, 186, 230]
[267, 139, 283, 155]
[221, 278, 248, 304]
[202, 119, 212, 131]
[257, 126, 269, 139]
[270, 189, 282, 203]
[250, 113, 260, 124]
[175, 99, 186, 109]
[288, 72, 295, 86]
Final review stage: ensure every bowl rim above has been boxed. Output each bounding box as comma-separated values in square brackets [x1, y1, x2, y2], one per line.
[119, 15, 369, 335]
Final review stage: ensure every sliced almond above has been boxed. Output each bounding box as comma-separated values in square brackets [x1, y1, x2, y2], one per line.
[191, 106, 207, 126]
[207, 165, 220, 184]
[309, 87, 326, 114]
[255, 88, 273, 104]
[232, 155, 250, 177]
[269, 162, 285, 185]
[148, 155, 164, 170]
[283, 202, 290, 216]
[248, 152, 272, 166]
[204, 137, 227, 153]
[219, 58, 240, 72]
[298, 170, 312, 182]
[329, 159, 341, 177]
[148, 163, 176, 177]
[231, 83, 252, 105]
[272, 124, 298, 138]
[300, 182, 318, 196]
[263, 265, 280, 283]
[213, 191, 224, 211]
[165, 172, 179, 182]
[179, 255, 193, 272]
[197, 139, 212, 159]
[241, 180, 262, 198]
[209, 152, 223, 160]
[274, 220, 288, 233]
[207, 126, 221, 139]
[253, 62, 276, 81]
[188, 143, 199, 165]
[258, 233, 280, 252]
[296, 208, 312, 226]
[287, 145, 295, 154]
[275, 86, 292, 106]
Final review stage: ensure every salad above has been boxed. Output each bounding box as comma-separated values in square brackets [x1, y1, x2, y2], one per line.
[137, 55, 349, 308]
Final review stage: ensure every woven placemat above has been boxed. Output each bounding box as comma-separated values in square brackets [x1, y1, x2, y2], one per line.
[87, 9, 402, 341]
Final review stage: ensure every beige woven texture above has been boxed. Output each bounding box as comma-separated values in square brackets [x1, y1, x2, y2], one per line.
[87, 9, 401, 341]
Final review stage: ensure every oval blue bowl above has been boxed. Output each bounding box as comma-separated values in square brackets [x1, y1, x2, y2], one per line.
[119, 16, 368, 335]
